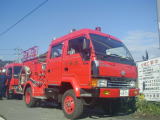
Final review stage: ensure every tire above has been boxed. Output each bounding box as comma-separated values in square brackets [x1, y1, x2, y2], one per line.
[62, 89, 84, 119]
[6, 89, 13, 99]
[16, 94, 23, 100]
[102, 102, 111, 114]
[102, 99, 119, 115]
[24, 87, 37, 107]
[128, 97, 137, 113]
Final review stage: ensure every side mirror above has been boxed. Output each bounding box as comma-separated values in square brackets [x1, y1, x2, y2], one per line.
[83, 38, 90, 50]
[81, 38, 91, 61]
[42, 63, 46, 70]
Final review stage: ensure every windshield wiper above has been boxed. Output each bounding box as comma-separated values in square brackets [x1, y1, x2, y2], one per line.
[109, 54, 121, 58]
[96, 52, 122, 58]
[95, 52, 133, 61]
[95, 51, 106, 56]
[109, 54, 133, 61]
[123, 56, 133, 60]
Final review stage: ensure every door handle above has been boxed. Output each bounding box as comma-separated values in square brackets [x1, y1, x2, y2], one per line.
[83, 61, 89, 65]
[48, 69, 51, 72]
[64, 67, 68, 71]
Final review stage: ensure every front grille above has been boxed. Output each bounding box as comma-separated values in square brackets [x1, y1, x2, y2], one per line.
[107, 77, 135, 88]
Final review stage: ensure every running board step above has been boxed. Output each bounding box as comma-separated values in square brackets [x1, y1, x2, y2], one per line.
[33, 96, 47, 99]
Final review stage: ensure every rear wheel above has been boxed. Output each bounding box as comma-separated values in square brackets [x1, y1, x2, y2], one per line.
[24, 87, 37, 107]
[62, 89, 84, 119]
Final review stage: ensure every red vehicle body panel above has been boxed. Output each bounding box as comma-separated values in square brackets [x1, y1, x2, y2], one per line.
[99, 61, 137, 78]
[99, 88, 139, 98]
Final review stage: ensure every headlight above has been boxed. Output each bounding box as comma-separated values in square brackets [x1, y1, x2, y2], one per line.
[98, 79, 107, 87]
[91, 79, 107, 87]
[130, 81, 135, 88]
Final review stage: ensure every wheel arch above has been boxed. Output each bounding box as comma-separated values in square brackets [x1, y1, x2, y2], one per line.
[61, 77, 81, 97]
[23, 81, 32, 95]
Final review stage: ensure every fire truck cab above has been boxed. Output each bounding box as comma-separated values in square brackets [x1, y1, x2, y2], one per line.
[22, 28, 139, 119]
[5, 63, 23, 99]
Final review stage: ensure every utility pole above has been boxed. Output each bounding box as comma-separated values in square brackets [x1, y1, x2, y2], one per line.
[156, 0, 160, 48]
[14, 48, 23, 63]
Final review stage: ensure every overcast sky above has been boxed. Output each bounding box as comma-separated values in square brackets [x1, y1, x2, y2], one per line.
[0, 0, 159, 61]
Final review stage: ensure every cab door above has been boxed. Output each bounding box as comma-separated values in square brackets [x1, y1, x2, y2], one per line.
[46, 43, 63, 85]
[6, 67, 13, 89]
[62, 36, 91, 87]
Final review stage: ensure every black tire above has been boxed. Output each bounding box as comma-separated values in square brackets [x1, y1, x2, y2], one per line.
[62, 89, 84, 119]
[102, 102, 111, 114]
[102, 99, 119, 115]
[6, 89, 13, 99]
[24, 87, 37, 107]
[127, 97, 137, 113]
[16, 94, 23, 100]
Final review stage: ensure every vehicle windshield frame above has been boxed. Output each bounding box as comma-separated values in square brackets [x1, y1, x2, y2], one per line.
[90, 33, 135, 65]
[13, 66, 22, 76]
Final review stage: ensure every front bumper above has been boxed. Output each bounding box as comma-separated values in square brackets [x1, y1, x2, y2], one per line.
[80, 88, 139, 98]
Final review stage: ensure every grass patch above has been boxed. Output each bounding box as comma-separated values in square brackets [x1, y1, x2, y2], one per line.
[135, 94, 160, 117]
[135, 95, 160, 120]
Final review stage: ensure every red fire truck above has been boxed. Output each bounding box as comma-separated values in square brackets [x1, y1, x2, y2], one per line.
[5, 63, 23, 99]
[21, 28, 139, 119]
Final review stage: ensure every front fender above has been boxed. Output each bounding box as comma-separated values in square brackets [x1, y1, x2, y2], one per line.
[23, 80, 45, 97]
[23, 80, 33, 94]
[61, 77, 81, 97]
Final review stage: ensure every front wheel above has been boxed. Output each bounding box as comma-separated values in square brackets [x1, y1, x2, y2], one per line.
[62, 89, 84, 119]
[102, 99, 120, 115]
[24, 87, 37, 107]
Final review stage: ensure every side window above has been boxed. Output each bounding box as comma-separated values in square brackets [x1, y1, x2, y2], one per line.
[8, 68, 12, 76]
[51, 44, 63, 58]
[68, 37, 85, 55]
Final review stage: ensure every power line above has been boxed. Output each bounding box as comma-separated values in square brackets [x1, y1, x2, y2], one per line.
[0, 54, 16, 55]
[0, 49, 15, 50]
[0, 0, 48, 36]
[0, 48, 23, 62]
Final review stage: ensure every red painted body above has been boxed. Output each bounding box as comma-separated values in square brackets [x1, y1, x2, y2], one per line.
[99, 60, 137, 78]
[22, 28, 139, 100]
[99, 88, 139, 98]
[5, 63, 23, 95]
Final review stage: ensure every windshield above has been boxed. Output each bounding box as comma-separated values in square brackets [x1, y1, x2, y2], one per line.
[14, 66, 22, 75]
[90, 34, 135, 65]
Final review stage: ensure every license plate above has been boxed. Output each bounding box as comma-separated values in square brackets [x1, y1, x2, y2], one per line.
[120, 89, 129, 96]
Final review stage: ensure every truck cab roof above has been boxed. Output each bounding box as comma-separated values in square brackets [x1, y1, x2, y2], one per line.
[5, 63, 22, 68]
[50, 28, 121, 46]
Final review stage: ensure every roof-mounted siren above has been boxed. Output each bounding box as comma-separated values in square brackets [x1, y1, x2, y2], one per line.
[95, 27, 101, 32]
[70, 29, 76, 33]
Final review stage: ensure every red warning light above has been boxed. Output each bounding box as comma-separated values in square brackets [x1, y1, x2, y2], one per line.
[95, 27, 101, 31]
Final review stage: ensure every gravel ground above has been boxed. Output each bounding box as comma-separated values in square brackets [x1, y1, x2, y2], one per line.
[0, 99, 144, 120]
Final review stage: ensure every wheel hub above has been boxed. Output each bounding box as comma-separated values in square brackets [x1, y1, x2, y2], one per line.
[64, 96, 75, 114]
[25, 91, 31, 104]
